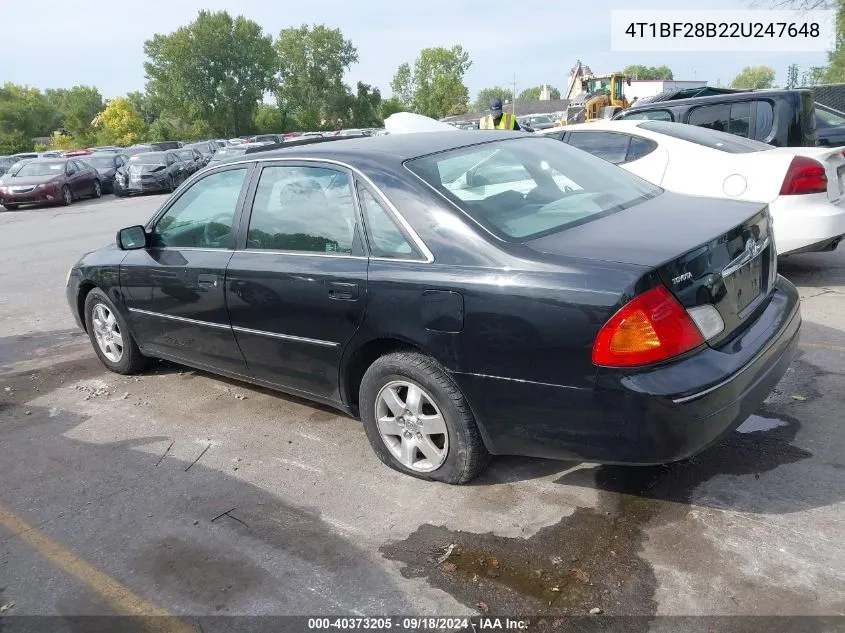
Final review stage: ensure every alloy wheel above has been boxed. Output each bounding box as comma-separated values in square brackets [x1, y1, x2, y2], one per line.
[91, 303, 124, 363]
[375, 380, 449, 472]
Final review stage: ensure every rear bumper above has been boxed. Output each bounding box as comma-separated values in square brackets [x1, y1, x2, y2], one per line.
[452, 277, 801, 464]
[770, 195, 845, 255]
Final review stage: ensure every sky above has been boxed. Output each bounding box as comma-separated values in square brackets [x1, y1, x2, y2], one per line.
[1, 0, 831, 102]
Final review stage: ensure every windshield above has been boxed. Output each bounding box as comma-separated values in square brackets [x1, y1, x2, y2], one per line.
[175, 150, 195, 161]
[87, 156, 116, 168]
[13, 161, 66, 177]
[129, 152, 167, 165]
[639, 121, 772, 153]
[405, 136, 662, 241]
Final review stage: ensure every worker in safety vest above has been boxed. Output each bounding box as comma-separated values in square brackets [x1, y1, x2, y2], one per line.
[479, 97, 521, 130]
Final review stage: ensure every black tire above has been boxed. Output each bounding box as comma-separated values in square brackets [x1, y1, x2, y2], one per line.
[359, 352, 490, 484]
[2, 204, 19, 211]
[61, 185, 73, 206]
[92, 179, 102, 198]
[83, 288, 149, 375]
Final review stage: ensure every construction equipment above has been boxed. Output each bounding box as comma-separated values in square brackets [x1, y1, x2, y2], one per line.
[557, 72, 631, 126]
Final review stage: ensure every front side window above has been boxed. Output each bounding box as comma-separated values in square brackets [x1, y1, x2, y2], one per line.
[246, 165, 358, 254]
[153, 168, 247, 248]
[406, 137, 661, 241]
[357, 183, 421, 260]
[618, 109, 672, 121]
[565, 132, 630, 164]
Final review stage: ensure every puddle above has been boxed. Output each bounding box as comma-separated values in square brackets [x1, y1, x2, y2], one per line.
[736, 414, 788, 434]
[381, 410, 813, 619]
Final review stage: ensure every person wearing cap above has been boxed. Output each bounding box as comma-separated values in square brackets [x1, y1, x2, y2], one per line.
[479, 97, 520, 130]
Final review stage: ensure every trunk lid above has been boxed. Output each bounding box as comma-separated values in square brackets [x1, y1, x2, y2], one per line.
[527, 191, 776, 345]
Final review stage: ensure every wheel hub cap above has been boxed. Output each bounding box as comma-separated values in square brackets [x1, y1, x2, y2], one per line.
[375, 380, 449, 473]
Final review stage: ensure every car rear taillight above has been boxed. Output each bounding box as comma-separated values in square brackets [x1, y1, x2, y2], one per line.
[592, 285, 705, 368]
[779, 156, 827, 195]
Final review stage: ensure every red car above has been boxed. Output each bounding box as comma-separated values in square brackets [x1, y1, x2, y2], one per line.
[0, 158, 101, 210]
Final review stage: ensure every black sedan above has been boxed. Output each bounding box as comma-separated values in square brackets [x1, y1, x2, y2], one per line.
[86, 152, 129, 193]
[173, 148, 205, 176]
[66, 131, 800, 483]
[113, 151, 188, 196]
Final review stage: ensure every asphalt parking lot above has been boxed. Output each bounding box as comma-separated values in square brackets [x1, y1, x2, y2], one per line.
[1, 195, 844, 626]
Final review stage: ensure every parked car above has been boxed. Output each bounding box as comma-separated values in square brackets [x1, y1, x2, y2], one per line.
[538, 120, 845, 255]
[67, 130, 800, 484]
[244, 134, 285, 144]
[613, 88, 818, 147]
[0, 157, 101, 209]
[114, 151, 188, 196]
[205, 142, 283, 167]
[86, 153, 129, 194]
[63, 149, 93, 158]
[11, 152, 39, 162]
[150, 141, 183, 151]
[125, 144, 156, 157]
[174, 148, 205, 175]
[181, 141, 217, 166]
[88, 146, 125, 154]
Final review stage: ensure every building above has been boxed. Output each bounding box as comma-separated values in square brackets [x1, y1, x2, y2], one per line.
[624, 80, 707, 103]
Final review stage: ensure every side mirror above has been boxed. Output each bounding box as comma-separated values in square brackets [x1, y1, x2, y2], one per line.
[117, 225, 147, 250]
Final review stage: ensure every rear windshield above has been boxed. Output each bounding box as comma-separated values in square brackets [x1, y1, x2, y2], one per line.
[405, 136, 662, 241]
[638, 121, 772, 153]
[129, 152, 166, 164]
[13, 161, 66, 176]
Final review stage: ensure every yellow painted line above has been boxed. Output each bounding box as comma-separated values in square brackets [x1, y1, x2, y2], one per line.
[800, 342, 845, 352]
[0, 504, 197, 633]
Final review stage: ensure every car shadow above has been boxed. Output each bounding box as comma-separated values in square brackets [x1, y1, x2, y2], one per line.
[0, 374, 415, 624]
[778, 250, 845, 288]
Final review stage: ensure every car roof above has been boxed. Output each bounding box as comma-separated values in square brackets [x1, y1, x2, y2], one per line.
[224, 130, 531, 165]
[538, 120, 646, 134]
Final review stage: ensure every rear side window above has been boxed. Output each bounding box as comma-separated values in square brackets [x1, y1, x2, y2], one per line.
[566, 132, 629, 164]
[688, 102, 756, 139]
[627, 136, 658, 161]
[688, 104, 730, 132]
[357, 183, 422, 260]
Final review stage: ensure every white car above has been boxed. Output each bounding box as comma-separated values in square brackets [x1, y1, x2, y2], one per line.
[537, 120, 845, 256]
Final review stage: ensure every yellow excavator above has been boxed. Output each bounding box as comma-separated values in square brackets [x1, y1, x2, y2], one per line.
[557, 72, 631, 126]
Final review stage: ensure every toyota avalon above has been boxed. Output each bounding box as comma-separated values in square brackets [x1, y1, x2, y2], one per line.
[66, 131, 801, 483]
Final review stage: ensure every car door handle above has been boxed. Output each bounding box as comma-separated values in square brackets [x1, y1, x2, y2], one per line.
[197, 274, 218, 288]
[328, 282, 358, 300]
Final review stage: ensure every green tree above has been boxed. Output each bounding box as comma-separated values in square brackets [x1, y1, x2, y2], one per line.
[821, 0, 845, 82]
[473, 86, 511, 112]
[275, 24, 358, 131]
[126, 90, 162, 125]
[254, 103, 283, 134]
[45, 86, 103, 141]
[92, 98, 148, 146]
[519, 85, 561, 101]
[144, 10, 276, 137]
[0, 83, 58, 154]
[350, 82, 383, 127]
[730, 65, 776, 89]
[622, 64, 674, 80]
[380, 97, 405, 120]
[390, 46, 472, 119]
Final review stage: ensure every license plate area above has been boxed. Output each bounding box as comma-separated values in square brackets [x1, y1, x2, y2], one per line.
[726, 255, 763, 315]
